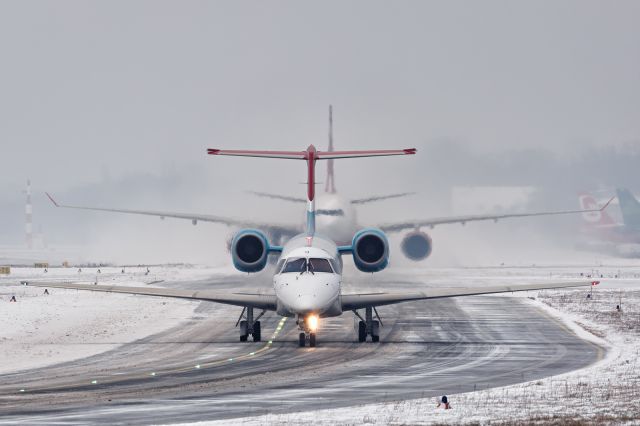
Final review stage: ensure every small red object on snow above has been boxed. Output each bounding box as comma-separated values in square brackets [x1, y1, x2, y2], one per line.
[591, 281, 600, 286]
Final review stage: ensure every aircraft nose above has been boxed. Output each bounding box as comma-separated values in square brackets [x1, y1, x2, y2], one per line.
[284, 276, 339, 314]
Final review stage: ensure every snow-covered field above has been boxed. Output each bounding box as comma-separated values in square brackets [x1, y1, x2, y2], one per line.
[189, 266, 640, 426]
[2, 262, 639, 424]
[0, 266, 228, 374]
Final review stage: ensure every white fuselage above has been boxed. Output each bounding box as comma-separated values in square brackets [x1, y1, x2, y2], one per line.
[273, 233, 343, 318]
[308, 193, 358, 246]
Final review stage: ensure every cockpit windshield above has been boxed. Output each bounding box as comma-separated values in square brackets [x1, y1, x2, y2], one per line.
[281, 257, 334, 274]
[282, 258, 306, 273]
[308, 258, 333, 273]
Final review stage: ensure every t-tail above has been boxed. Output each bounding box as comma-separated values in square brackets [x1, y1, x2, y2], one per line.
[207, 145, 416, 236]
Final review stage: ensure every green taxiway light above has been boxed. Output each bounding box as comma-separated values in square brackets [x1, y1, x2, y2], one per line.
[268, 340, 273, 344]
[91, 380, 98, 384]
[228, 358, 233, 362]
[150, 372, 156, 376]
[195, 364, 201, 369]
[249, 352, 255, 356]
[19, 389, 25, 393]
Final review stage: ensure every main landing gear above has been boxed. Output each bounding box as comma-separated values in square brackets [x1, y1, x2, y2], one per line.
[236, 306, 265, 342]
[354, 306, 382, 342]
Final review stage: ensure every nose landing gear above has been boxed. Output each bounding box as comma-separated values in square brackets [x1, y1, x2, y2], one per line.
[298, 332, 317, 347]
[297, 314, 319, 347]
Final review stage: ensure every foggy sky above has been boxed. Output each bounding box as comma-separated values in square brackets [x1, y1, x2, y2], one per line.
[1, 1, 639, 264]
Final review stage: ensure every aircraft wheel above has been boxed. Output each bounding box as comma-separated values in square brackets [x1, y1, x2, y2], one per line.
[358, 321, 366, 342]
[240, 334, 248, 342]
[371, 320, 380, 342]
[299, 332, 306, 347]
[309, 333, 316, 347]
[252, 321, 261, 342]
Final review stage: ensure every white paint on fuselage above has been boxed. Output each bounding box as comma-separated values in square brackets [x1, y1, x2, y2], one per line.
[274, 233, 342, 318]
[309, 193, 358, 246]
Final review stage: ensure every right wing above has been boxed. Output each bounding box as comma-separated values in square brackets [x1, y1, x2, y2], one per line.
[351, 192, 415, 205]
[341, 280, 591, 311]
[27, 281, 277, 311]
[45, 193, 298, 236]
[377, 198, 614, 232]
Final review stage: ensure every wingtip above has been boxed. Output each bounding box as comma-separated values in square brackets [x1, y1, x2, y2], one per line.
[404, 148, 417, 155]
[45, 192, 59, 207]
[601, 196, 615, 211]
[207, 148, 221, 155]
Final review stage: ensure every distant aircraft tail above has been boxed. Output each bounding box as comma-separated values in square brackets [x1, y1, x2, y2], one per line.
[579, 193, 616, 226]
[616, 188, 640, 229]
[208, 145, 416, 236]
[326, 105, 336, 194]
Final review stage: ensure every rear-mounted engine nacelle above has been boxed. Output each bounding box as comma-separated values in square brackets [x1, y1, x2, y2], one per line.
[231, 229, 272, 273]
[351, 228, 389, 273]
[401, 231, 432, 261]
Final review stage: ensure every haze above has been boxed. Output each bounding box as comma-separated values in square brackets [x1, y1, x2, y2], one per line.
[1, 1, 639, 265]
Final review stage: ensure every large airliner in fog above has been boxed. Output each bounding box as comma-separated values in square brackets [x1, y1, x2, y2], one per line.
[33, 145, 595, 347]
[45, 107, 611, 262]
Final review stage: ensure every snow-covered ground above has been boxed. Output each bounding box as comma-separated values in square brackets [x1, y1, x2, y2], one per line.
[0, 266, 231, 374]
[184, 264, 640, 426]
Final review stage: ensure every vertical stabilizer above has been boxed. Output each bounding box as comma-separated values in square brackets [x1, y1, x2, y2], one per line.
[579, 193, 616, 227]
[25, 179, 33, 249]
[325, 105, 336, 194]
[617, 188, 640, 229]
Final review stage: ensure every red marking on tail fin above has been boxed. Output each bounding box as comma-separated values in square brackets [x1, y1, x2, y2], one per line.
[579, 193, 615, 226]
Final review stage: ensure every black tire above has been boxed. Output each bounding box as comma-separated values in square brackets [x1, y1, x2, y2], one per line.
[299, 332, 306, 347]
[372, 334, 380, 342]
[358, 321, 367, 342]
[309, 333, 316, 347]
[240, 334, 248, 342]
[252, 321, 261, 342]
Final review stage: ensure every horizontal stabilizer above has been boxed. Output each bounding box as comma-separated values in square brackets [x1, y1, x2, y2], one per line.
[208, 147, 416, 161]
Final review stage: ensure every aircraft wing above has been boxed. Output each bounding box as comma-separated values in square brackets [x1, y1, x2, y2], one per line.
[26, 281, 278, 311]
[377, 198, 614, 232]
[341, 280, 590, 311]
[350, 192, 416, 205]
[45, 193, 298, 236]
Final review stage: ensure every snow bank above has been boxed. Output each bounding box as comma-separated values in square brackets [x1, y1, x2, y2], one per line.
[0, 266, 214, 374]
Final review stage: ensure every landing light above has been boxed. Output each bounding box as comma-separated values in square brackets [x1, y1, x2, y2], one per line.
[307, 314, 319, 332]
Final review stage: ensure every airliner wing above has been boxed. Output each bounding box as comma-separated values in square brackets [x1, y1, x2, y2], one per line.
[377, 198, 614, 232]
[350, 192, 416, 205]
[45, 193, 298, 235]
[341, 281, 590, 310]
[26, 281, 277, 310]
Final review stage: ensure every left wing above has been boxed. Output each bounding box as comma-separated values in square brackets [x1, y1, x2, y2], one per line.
[377, 198, 614, 232]
[341, 280, 590, 311]
[26, 282, 277, 311]
[45, 193, 299, 237]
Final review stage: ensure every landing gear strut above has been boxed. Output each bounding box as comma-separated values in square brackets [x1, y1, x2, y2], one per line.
[297, 315, 318, 348]
[236, 306, 265, 342]
[354, 306, 381, 342]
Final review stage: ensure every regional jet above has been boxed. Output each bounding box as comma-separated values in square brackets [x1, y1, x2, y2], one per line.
[31, 145, 601, 347]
